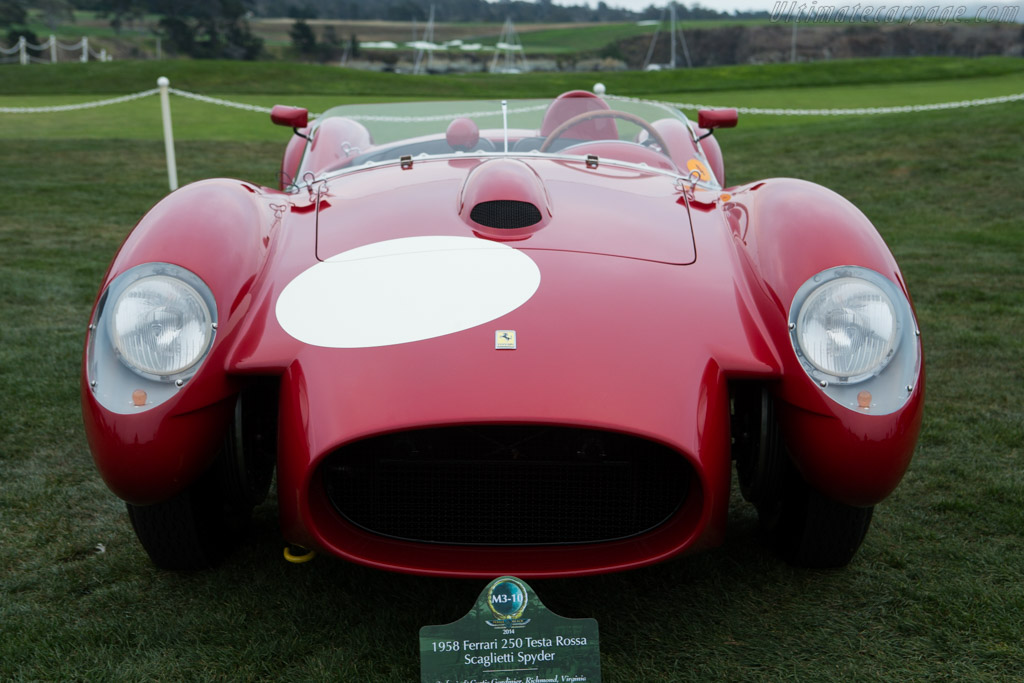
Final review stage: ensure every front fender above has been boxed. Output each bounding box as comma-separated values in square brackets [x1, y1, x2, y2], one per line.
[101, 179, 276, 306]
[82, 179, 280, 504]
[731, 178, 924, 505]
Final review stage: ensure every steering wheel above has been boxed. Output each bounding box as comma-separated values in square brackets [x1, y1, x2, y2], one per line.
[538, 109, 671, 155]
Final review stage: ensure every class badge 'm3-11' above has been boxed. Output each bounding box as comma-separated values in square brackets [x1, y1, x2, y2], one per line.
[420, 576, 602, 682]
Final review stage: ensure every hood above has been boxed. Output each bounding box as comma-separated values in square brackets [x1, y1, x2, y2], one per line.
[314, 157, 696, 265]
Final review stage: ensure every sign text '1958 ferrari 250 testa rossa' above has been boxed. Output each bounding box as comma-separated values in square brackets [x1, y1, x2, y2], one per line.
[82, 89, 923, 576]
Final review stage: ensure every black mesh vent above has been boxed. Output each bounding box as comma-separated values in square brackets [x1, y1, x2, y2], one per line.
[470, 200, 543, 229]
[321, 426, 689, 546]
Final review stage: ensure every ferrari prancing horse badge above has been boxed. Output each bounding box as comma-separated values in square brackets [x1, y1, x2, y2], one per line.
[495, 330, 517, 350]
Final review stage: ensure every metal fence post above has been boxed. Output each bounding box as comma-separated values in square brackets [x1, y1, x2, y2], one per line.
[158, 77, 179, 191]
[50, 35, 56, 63]
[19, 36, 27, 65]
[81, 36, 88, 63]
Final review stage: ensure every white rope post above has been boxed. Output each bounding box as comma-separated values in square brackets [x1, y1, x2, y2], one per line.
[49, 35, 56, 63]
[158, 77, 179, 191]
[81, 36, 88, 63]
[19, 36, 27, 65]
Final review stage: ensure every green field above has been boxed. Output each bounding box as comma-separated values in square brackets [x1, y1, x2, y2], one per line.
[4, 70, 1020, 143]
[1, 57, 1020, 147]
[2, 55, 1022, 96]
[1, 58, 1023, 681]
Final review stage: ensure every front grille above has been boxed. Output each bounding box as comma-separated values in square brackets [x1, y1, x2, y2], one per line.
[470, 200, 543, 229]
[321, 426, 689, 545]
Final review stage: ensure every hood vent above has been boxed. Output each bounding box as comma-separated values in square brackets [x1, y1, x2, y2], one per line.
[470, 200, 543, 230]
[459, 159, 551, 237]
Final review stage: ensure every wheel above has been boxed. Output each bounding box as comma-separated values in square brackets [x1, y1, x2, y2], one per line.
[127, 385, 277, 570]
[127, 466, 249, 570]
[761, 462, 874, 569]
[733, 386, 874, 569]
[538, 109, 671, 154]
[220, 384, 277, 509]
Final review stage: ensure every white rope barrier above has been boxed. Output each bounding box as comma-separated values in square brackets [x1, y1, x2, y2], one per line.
[2, 85, 1020, 118]
[0, 34, 110, 63]
[0, 89, 159, 114]
[167, 89, 551, 121]
[605, 92, 1024, 115]
[166, 88, 277, 114]
[1, 77, 1021, 192]
[346, 104, 551, 122]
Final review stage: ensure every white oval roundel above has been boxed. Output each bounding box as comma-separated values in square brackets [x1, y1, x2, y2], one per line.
[276, 236, 541, 348]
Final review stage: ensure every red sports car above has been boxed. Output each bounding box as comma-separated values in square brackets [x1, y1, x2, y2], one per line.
[82, 90, 923, 576]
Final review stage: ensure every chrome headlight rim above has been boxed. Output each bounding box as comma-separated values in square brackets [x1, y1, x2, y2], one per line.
[789, 266, 909, 386]
[103, 263, 218, 383]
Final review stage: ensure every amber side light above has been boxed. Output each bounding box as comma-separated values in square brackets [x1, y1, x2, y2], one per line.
[857, 391, 872, 409]
[131, 390, 147, 407]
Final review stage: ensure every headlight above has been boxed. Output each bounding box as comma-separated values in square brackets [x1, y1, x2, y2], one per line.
[795, 277, 898, 381]
[86, 263, 218, 413]
[790, 266, 921, 415]
[111, 275, 213, 378]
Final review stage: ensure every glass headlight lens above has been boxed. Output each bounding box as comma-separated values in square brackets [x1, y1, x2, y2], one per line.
[111, 275, 213, 378]
[796, 277, 898, 380]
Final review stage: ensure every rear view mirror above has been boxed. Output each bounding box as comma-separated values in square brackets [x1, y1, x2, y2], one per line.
[271, 105, 308, 129]
[697, 108, 738, 130]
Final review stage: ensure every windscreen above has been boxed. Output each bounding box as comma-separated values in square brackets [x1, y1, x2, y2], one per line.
[299, 95, 721, 188]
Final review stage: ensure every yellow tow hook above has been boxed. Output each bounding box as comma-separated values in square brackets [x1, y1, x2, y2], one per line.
[283, 544, 317, 564]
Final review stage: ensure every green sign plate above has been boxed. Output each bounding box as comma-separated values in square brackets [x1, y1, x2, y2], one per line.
[420, 576, 601, 683]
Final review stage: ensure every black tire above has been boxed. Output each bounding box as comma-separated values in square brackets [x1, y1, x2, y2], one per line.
[733, 385, 874, 569]
[767, 472, 874, 569]
[127, 467, 250, 570]
[127, 385, 277, 570]
[219, 385, 276, 510]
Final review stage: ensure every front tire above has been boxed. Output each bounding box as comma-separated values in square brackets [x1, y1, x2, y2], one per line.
[127, 468, 248, 570]
[126, 385, 277, 570]
[733, 385, 874, 569]
[766, 471, 874, 569]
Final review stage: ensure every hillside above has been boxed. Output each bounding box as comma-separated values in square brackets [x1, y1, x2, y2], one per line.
[628, 21, 1024, 69]
[7, 15, 1022, 71]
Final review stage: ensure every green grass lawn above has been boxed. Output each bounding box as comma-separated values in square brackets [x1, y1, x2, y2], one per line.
[2, 55, 1021, 97]
[3, 71, 1021, 146]
[1, 58, 1020, 145]
[1, 58, 1023, 681]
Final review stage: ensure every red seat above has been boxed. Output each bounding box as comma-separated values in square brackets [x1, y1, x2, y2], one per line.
[540, 90, 618, 141]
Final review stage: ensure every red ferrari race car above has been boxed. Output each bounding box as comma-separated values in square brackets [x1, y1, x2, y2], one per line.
[82, 90, 924, 577]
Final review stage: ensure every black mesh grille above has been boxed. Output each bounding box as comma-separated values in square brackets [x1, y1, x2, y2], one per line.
[469, 200, 543, 229]
[321, 426, 689, 546]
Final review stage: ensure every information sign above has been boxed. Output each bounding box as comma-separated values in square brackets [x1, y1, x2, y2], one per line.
[420, 576, 601, 683]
